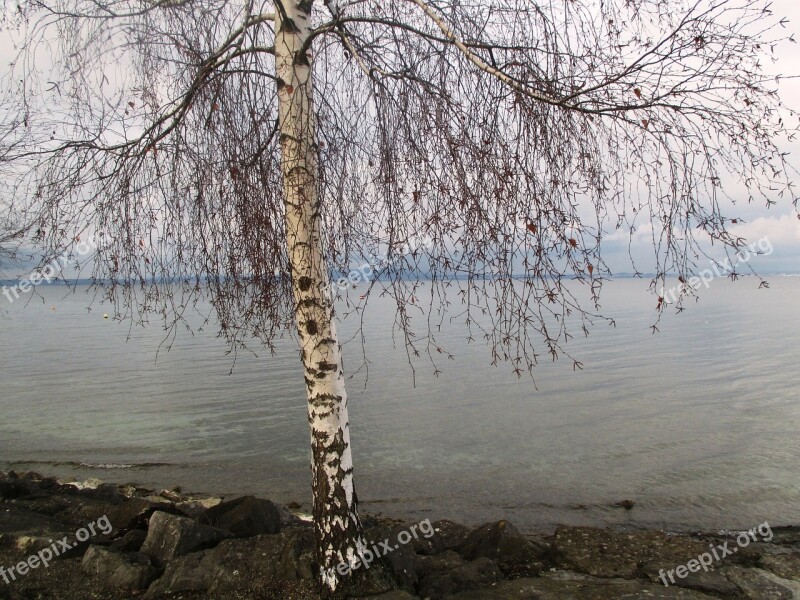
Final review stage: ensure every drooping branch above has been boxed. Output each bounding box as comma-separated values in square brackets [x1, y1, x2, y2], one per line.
[1, 0, 796, 373]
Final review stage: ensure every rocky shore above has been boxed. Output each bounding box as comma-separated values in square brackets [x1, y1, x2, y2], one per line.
[1, 471, 798, 599]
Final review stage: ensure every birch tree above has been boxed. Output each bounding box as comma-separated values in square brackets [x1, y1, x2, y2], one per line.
[1, 0, 797, 595]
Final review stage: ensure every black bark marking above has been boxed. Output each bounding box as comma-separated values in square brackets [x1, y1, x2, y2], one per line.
[309, 422, 388, 592]
[278, 16, 299, 33]
[298, 276, 312, 291]
[314, 336, 337, 349]
[306, 319, 318, 335]
[311, 408, 334, 421]
[308, 393, 341, 408]
[309, 426, 369, 588]
[295, 51, 310, 67]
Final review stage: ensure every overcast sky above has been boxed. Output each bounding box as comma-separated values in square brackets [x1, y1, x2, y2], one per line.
[598, 0, 800, 275]
[2, 0, 799, 276]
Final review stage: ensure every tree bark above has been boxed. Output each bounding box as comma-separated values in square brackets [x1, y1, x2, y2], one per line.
[273, 1, 368, 594]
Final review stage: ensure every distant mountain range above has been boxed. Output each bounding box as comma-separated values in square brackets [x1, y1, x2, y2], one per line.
[2, 272, 800, 287]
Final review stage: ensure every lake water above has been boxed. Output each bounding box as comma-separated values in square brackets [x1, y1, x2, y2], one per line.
[1, 278, 798, 533]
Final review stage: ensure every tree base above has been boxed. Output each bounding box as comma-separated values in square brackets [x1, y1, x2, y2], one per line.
[321, 557, 396, 599]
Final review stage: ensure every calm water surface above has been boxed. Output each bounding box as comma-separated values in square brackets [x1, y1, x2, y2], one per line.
[1, 278, 798, 532]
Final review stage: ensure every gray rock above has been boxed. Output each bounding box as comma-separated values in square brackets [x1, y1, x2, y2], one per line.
[145, 528, 312, 597]
[12, 494, 74, 518]
[158, 489, 181, 503]
[365, 524, 420, 592]
[78, 483, 127, 505]
[418, 557, 500, 599]
[176, 497, 222, 520]
[82, 545, 159, 592]
[443, 572, 720, 599]
[65, 495, 179, 533]
[702, 535, 770, 567]
[720, 566, 795, 599]
[144, 547, 210, 596]
[415, 520, 470, 555]
[360, 591, 420, 600]
[276, 527, 316, 581]
[141, 511, 231, 564]
[0, 503, 73, 541]
[651, 569, 741, 597]
[202, 495, 281, 537]
[458, 520, 547, 577]
[760, 553, 800, 580]
[554, 526, 710, 579]
[110, 529, 148, 553]
[768, 527, 800, 547]
[6, 533, 82, 558]
[0, 473, 45, 500]
[416, 550, 466, 580]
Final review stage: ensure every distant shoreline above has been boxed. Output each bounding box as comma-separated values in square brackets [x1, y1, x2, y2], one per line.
[3, 272, 800, 287]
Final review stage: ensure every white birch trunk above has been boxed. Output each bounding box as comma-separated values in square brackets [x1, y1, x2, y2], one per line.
[273, 1, 368, 594]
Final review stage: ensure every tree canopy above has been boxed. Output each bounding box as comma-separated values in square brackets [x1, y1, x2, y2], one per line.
[3, 0, 796, 367]
[2, 0, 798, 594]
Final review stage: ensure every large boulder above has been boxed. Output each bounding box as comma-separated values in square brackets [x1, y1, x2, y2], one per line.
[62, 495, 181, 534]
[82, 545, 160, 592]
[276, 527, 316, 582]
[75, 483, 127, 505]
[442, 573, 722, 599]
[145, 526, 402, 599]
[0, 472, 65, 501]
[719, 566, 796, 599]
[364, 524, 421, 592]
[140, 511, 232, 564]
[415, 520, 470, 555]
[767, 527, 800, 547]
[554, 526, 710, 580]
[0, 477, 39, 500]
[0, 503, 72, 540]
[417, 557, 500, 599]
[653, 570, 740, 597]
[416, 550, 466, 581]
[760, 552, 800, 580]
[457, 520, 547, 577]
[144, 529, 309, 597]
[202, 495, 281, 537]
[110, 529, 148, 553]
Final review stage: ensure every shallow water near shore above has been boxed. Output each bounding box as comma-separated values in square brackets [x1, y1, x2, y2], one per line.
[1, 277, 799, 533]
